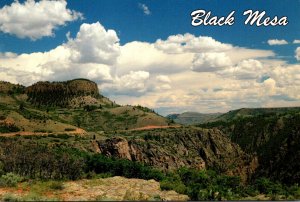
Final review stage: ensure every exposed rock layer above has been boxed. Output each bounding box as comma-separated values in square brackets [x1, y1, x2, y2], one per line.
[95, 127, 258, 182]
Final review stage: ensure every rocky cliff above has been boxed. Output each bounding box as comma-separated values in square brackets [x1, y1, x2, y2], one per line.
[199, 110, 300, 185]
[94, 127, 258, 182]
[25, 79, 100, 107]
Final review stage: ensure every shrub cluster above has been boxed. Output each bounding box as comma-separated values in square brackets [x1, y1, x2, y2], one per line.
[0, 139, 164, 182]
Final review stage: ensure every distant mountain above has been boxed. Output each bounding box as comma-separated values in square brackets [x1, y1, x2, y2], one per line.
[167, 112, 222, 125]
[214, 107, 300, 122]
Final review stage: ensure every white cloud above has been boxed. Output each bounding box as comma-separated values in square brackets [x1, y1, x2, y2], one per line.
[0, 0, 83, 40]
[138, 3, 151, 15]
[267, 39, 288, 45]
[0, 22, 299, 115]
[66, 22, 120, 65]
[262, 78, 277, 96]
[296, 47, 300, 61]
[0, 22, 119, 85]
[102, 71, 150, 96]
[191, 52, 232, 72]
[218, 59, 265, 80]
[156, 75, 171, 83]
[155, 34, 232, 54]
[293, 40, 300, 44]
[117, 41, 193, 75]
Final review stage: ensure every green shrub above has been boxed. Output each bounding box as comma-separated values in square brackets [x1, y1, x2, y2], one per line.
[49, 181, 64, 190]
[0, 173, 23, 187]
[287, 184, 300, 198]
[64, 128, 76, 132]
[160, 179, 186, 194]
[149, 194, 162, 201]
[0, 124, 20, 133]
[86, 154, 165, 181]
[255, 177, 285, 195]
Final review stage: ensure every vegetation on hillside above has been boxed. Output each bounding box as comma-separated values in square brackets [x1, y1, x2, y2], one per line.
[0, 136, 299, 201]
[1, 80, 300, 201]
[197, 111, 300, 185]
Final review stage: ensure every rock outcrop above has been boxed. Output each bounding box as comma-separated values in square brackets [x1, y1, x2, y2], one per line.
[95, 127, 258, 182]
[25, 79, 100, 107]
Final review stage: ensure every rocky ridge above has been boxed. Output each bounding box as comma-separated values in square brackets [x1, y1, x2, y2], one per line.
[25, 79, 101, 107]
[94, 127, 258, 182]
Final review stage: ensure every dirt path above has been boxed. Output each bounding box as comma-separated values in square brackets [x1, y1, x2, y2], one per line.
[0, 128, 86, 137]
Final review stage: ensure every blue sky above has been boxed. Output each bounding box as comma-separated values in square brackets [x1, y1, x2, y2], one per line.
[0, 0, 300, 115]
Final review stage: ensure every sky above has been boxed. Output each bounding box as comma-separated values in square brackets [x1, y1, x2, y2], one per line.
[0, 0, 300, 115]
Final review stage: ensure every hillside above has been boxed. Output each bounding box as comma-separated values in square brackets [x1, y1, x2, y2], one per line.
[0, 81, 25, 94]
[214, 107, 300, 122]
[0, 80, 172, 133]
[167, 112, 222, 125]
[197, 108, 300, 184]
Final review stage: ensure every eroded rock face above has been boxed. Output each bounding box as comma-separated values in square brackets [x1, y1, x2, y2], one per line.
[25, 79, 100, 107]
[95, 127, 258, 182]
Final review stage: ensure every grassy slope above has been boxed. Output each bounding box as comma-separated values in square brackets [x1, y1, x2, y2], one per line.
[0, 92, 171, 134]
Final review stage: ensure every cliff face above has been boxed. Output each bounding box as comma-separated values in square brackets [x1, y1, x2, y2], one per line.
[25, 79, 100, 107]
[228, 114, 300, 185]
[199, 111, 300, 185]
[94, 128, 258, 182]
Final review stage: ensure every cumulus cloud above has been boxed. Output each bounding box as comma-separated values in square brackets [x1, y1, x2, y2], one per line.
[0, 22, 299, 114]
[156, 75, 171, 83]
[191, 52, 232, 72]
[267, 39, 288, 45]
[155, 34, 232, 54]
[293, 40, 300, 44]
[296, 47, 300, 61]
[218, 59, 265, 80]
[262, 78, 277, 96]
[0, 22, 119, 85]
[138, 3, 151, 15]
[0, 0, 83, 40]
[117, 41, 193, 75]
[66, 22, 120, 65]
[102, 71, 150, 96]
